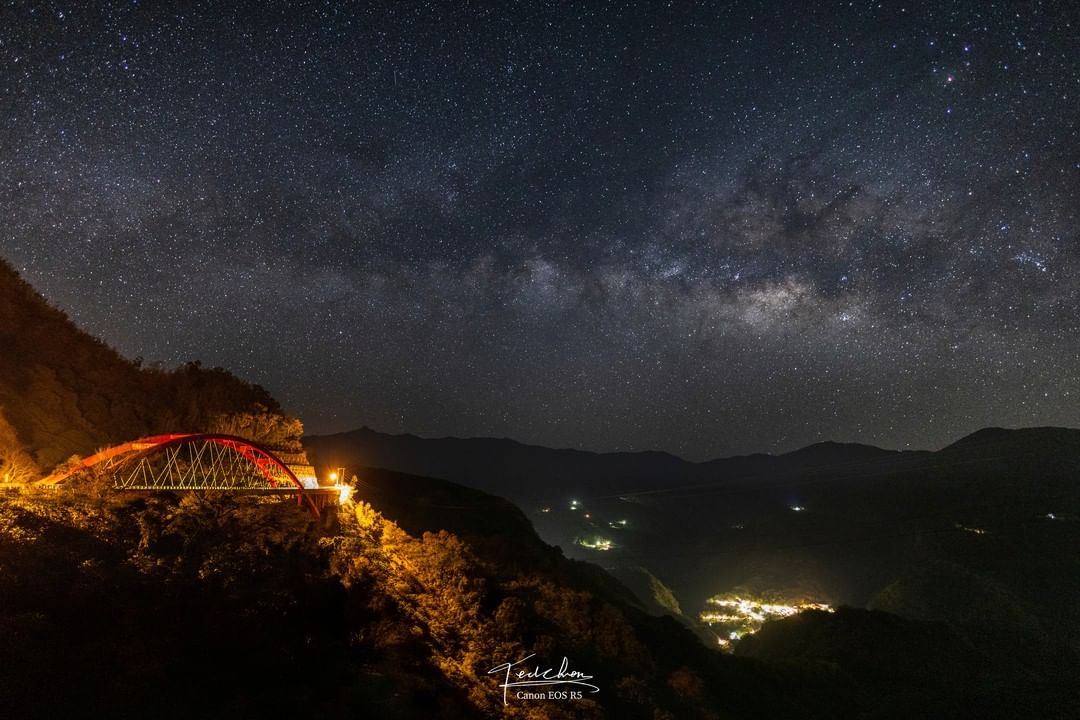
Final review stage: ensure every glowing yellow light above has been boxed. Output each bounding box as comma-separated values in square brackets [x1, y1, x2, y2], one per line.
[336, 484, 353, 505]
[700, 594, 834, 648]
[575, 535, 616, 551]
[329, 471, 339, 482]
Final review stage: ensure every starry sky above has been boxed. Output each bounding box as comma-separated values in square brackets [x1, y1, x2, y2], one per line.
[2, 1, 1079, 460]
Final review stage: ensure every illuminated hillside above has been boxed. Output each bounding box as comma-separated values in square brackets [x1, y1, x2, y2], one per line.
[0, 259, 304, 480]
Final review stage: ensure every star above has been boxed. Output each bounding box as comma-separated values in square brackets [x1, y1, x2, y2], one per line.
[0, 0, 1077, 459]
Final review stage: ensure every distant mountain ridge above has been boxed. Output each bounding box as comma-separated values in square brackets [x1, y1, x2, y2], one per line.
[305, 425, 694, 499]
[942, 425, 1080, 453]
[310, 425, 914, 468]
[304, 424, 1075, 501]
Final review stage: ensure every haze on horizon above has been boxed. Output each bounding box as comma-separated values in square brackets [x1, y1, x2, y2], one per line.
[2, 1, 1078, 460]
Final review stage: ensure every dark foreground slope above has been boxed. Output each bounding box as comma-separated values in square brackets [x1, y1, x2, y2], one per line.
[735, 607, 1080, 720]
[0, 478, 867, 720]
[307, 425, 1080, 718]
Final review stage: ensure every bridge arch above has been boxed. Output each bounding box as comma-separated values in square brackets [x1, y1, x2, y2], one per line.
[38, 434, 330, 515]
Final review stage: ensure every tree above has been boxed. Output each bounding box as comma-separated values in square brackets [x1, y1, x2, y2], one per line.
[0, 408, 38, 483]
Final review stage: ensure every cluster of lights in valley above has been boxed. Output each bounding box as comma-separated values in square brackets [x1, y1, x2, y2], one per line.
[564, 493, 835, 646]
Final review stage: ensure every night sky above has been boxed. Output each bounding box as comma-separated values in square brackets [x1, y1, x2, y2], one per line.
[2, 1, 1078, 460]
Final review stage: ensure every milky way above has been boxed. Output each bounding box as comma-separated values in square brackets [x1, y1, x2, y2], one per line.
[2, 1, 1078, 459]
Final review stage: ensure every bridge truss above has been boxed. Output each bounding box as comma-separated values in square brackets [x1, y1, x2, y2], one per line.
[38, 433, 337, 516]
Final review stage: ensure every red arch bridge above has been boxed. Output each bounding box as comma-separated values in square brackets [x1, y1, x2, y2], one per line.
[36, 434, 341, 516]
